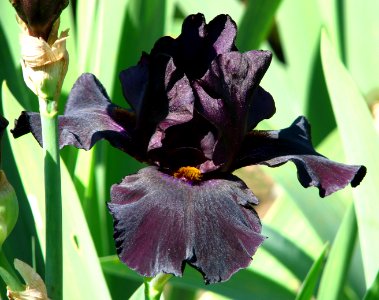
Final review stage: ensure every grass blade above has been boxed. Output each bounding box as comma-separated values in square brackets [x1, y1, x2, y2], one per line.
[237, 0, 282, 51]
[317, 204, 357, 300]
[295, 243, 329, 300]
[321, 30, 379, 286]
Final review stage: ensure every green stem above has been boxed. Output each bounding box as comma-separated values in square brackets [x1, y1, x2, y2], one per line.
[144, 273, 173, 300]
[40, 98, 62, 300]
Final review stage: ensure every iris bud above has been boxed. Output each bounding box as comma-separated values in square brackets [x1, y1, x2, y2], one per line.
[9, 0, 69, 41]
[19, 19, 69, 103]
[10, 0, 70, 103]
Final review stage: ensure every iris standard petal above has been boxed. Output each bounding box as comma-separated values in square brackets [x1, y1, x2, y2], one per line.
[12, 73, 138, 155]
[119, 53, 149, 118]
[147, 58, 195, 151]
[235, 116, 366, 197]
[108, 166, 264, 284]
[148, 112, 216, 170]
[247, 86, 276, 131]
[149, 14, 238, 80]
[205, 14, 238, 56]
[193, 50, 272, 169]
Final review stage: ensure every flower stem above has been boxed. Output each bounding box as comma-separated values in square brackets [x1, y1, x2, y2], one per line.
[39, 98, 62, 300]
[144, 273, 173, 300]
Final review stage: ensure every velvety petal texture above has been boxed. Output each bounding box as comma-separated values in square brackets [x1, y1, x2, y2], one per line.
[235, 117, 366, 197]
[108, 166, 264, 283]
[12, 73, 141, 157]
[193, 50, 273, 170]
[147, 59, 195, 151]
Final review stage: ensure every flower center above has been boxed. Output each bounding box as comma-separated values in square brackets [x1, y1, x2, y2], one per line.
[174, 166, 202, 182]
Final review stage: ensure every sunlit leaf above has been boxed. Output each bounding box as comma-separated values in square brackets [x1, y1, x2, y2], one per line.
[237, 0, 282, 51]
[295, 243, 329, 300]
[321, 30, 379, 286]
[318, 204, 357, 300]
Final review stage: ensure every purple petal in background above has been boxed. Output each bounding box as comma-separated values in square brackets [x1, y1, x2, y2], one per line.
[108, 166, 264, 283]
[235, 116, 366, 197]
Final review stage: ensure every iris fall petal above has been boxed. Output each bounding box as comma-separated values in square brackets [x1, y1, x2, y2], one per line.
[235, 116, 366, 197]
[108, 166, 264, 283]
[12, 73, 137, 155]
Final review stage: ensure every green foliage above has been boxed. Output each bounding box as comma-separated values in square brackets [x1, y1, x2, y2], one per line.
[0, 0, 377, 299]
[295, 243, 329, 300]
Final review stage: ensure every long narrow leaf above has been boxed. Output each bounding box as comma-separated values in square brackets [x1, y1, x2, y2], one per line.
[295, 243, 329, 300]
[262, 225, 314, 281]
[237, 0, 282, 51]
[321, 30, 379, 286]
[345, 0, 379, 98]
[317, 204, 357, 300]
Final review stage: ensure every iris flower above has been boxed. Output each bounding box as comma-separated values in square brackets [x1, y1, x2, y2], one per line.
[12, 14, 366, 283]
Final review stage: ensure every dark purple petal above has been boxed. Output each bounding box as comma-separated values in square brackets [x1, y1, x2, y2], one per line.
[193, 50, 272, 170]
[247, 86, 276, 130]
[148, 59, 195, 151]
[11, 111, 42, 146]
[206, 14, 237, 55]
[235, 116, 366, 197]
[147, 111, 218, 171]
[119, 53, 149, 118]
[12, 73, 140, 157]
[148, 14, 238, 80]
[108, 166, 264, 283]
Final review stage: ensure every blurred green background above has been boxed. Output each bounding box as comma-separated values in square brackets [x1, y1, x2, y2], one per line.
[1, 0, 378, 299]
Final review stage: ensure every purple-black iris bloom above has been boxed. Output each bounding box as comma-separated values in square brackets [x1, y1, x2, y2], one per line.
[12, 14, 366, 283]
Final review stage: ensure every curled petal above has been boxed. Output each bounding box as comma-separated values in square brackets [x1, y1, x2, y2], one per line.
[12, 74, 139, 156]
[235, 116, 366, 197]
[108, 166, 264, 283]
